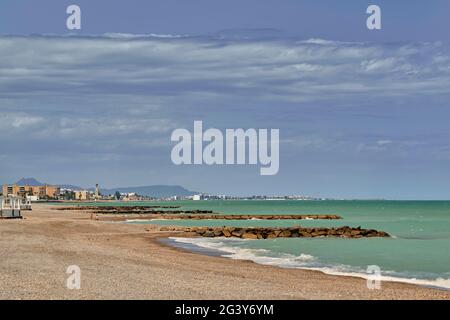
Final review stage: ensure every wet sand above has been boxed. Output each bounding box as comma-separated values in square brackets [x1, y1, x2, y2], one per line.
[0, 203, 449, 300]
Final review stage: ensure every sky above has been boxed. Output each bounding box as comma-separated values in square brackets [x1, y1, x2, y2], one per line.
[1, 0, 450, 42]
[0, 1, 450, 199]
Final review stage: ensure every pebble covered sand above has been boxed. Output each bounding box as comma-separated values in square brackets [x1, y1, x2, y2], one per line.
[1, 204, 449, 300]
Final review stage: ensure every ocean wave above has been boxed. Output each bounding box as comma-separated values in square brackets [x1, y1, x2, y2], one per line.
[169, 237, 450, 290]
[170, 236, 316, 268]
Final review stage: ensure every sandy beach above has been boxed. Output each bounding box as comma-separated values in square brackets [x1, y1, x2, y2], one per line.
[0, 203, 449, 300]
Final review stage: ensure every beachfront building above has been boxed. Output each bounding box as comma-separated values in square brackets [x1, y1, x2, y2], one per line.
[0, 195, 22, 219]
[74, 190, 91, 201]
[26, 195, 39, 202]
[121, 193, 143, 201]
[94, 184, 100, 201]
[2, 184, 60, 200]
[20, 197, 32, 210]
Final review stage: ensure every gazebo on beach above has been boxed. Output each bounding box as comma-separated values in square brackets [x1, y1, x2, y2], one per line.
[0, 195, 22, 219]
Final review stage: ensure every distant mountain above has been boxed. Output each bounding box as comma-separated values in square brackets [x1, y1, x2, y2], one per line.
[13, 178, 82, 190]
[9, 177, 196, 198]
[95, 185, 197, 198]
[15, 177, 45, 186]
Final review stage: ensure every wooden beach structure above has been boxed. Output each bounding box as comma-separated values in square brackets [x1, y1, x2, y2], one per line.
[0, 195, 22, 219]
[20, 197, 32, 210]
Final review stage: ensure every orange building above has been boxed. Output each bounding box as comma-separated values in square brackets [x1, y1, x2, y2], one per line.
[2, 184, 60, 199]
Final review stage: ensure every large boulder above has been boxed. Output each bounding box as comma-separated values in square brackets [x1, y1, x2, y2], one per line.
[267, 232, 278, 239]
[203, 231, 215, 237]
[213, 230, 223, 236]
[279, 230, 292, 237]
[242, 232, 258, 239]
[231, 229, 245, 237]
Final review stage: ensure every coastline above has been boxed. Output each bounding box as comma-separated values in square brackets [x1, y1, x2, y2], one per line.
[1, 203, 449, 300]
[161, 236, 450, 292]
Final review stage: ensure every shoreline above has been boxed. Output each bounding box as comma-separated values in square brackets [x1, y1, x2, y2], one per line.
[160, 236, 450, 292]
[1, 203, 449, 299]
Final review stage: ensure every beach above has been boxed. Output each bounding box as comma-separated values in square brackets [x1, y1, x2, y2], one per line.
[0, 203, 448, 300]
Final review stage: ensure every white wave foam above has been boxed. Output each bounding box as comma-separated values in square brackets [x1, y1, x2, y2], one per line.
[170, 237, 450, 290]
[171, 237, 316, 268]
[305, 267, 450, 290]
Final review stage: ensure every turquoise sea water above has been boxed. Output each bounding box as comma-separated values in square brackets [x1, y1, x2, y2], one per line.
[85, 200, 450, 288]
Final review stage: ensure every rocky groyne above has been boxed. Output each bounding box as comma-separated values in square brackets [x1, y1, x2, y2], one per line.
[54, 206, 214, 215]
[54, 206, 341, 220]
[94, 209, 215, 215]
[147, 214, 341, 220]
[160, 226, 390, 239]
[94, 213, 342, 221]
[55, 205, 181, 211]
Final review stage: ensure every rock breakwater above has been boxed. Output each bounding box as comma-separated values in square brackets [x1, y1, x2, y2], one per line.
[160, 226, 390, 239]
[151, 214, 341, 220]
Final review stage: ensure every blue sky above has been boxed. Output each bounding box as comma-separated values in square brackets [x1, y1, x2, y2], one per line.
[1, 0, 450, 41]
[0, 0, 450, 41]
[0, 1, 450, 199]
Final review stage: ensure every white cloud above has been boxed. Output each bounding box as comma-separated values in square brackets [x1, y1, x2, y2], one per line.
[377, 140, 392, 146]
[0, 35, 449, 166]
[0, 35, 449, 103]
[0, 113, 44, 129]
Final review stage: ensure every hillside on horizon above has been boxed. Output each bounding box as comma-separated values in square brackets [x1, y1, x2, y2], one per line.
[3, 178, 197, 198]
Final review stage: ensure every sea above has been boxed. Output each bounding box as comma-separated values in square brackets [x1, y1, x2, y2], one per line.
[110, 200, 449, 289]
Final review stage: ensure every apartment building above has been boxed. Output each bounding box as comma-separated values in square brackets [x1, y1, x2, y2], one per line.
[2, 184, 60, 199]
